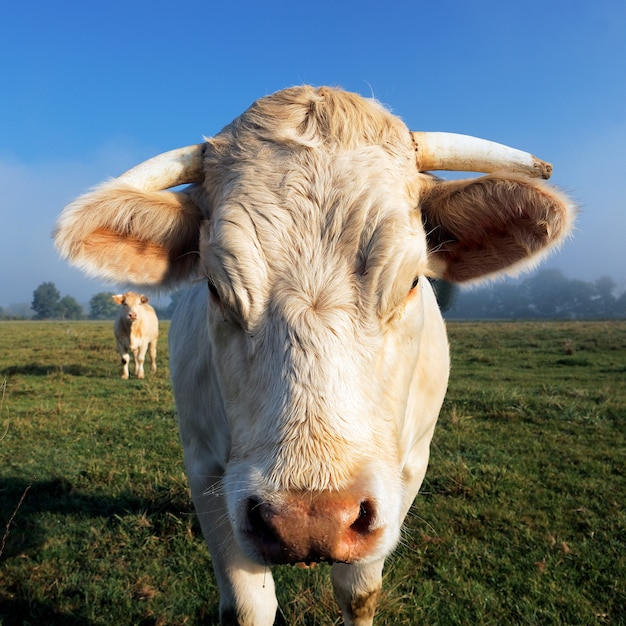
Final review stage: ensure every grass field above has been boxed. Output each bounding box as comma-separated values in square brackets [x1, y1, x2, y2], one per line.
[0, 320, 625, 625]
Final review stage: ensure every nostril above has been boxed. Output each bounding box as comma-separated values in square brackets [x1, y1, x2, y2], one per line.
[350, 499, 375, 534]
[246, 497, 263, 528]
[246, 497, 276, 542]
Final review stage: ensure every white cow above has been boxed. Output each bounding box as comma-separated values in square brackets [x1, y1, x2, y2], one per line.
[112, 292, 159, 379]
[54, 86, 575, 625]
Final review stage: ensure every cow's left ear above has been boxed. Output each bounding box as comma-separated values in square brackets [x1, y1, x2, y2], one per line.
[420, 173, 576, 283]
[54, 181, 205, 288]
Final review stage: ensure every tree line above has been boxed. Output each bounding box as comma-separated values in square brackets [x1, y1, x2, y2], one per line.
[439, 269, 626, 319]
[0, 282, 178, 321]
[1, 272, 625, 321]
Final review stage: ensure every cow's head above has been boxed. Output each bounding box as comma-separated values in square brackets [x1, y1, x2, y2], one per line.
[112, 291, 149, 322]
[55, 86, 574, 569]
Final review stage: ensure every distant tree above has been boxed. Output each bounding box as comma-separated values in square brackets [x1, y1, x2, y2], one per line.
[89, 292, 119, 319]
[430, 279, 457, 313]
[523, 268, 571, 317]
[566, 279, 597, 318]
[615, 291, 626, 318]
[59, 295, 85, 320]
[32, 282, 61, 319]
[594, 276, 617, 318]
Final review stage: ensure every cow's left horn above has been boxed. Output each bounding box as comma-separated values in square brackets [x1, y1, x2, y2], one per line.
[411, 132, 552, 179]
[117, 143, 205, 190]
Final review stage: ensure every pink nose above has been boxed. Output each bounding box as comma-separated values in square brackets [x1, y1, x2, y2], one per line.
[244, 491, 381, 565]
[128, 312, 137, 320]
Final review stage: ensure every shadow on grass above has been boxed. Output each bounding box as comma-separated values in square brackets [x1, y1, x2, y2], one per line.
[0, 600, 95, 626]
[1, 363, 92, 377]
[1, 476, 193, 558]
[0, 476, 203, 625]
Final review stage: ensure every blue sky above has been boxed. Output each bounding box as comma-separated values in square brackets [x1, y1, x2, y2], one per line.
[1, 0, 625, 306]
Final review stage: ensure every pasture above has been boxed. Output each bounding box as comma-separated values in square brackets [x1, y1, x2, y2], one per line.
[0, 320, 624, 625]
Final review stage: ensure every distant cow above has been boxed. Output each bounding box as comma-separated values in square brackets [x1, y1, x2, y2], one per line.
[55, 86, 574, 625]
[112, 292, 158, 379]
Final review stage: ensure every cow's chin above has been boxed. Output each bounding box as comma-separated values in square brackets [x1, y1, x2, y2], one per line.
[226, 468, 403, 567]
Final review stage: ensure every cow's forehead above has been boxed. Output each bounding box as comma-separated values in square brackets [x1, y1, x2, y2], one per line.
[121, 292, 142, 305]
[212, 145, 420, 243]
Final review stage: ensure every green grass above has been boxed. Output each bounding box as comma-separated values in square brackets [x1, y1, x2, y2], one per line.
[0, 320, 624, 625]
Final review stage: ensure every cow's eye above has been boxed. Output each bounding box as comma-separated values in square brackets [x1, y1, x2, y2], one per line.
[410, 276, 420, 291]
[208, 279, 220, 301]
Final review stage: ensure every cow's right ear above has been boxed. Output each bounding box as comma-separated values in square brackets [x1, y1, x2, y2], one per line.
[54, 181, 205, 288]
[112, 294, 124, 305]
[420, 173, 575, 283]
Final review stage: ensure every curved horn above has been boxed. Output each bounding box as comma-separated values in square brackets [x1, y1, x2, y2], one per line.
[411, 132, 552, 179]
[117, 143, 205, 190]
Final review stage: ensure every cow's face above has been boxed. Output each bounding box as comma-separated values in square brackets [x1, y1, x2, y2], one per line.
[113, 292, 149, 322]
[199, 139, 440, 564]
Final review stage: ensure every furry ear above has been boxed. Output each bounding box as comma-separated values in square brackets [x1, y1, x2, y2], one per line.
[54, 181, 205, 287]
[421, 173, 575, 283]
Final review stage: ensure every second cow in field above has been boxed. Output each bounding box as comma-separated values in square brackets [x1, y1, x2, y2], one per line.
[112, 292, 159, 379]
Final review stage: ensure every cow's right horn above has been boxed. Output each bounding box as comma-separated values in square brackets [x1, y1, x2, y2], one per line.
[117, 143, 205, 191]
[411, 132, 553, 179]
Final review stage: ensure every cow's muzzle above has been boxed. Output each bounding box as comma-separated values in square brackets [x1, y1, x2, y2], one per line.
[243, 491, 383, 565]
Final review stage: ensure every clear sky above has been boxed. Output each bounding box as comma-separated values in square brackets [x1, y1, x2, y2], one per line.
[1, 0, 625, 307]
